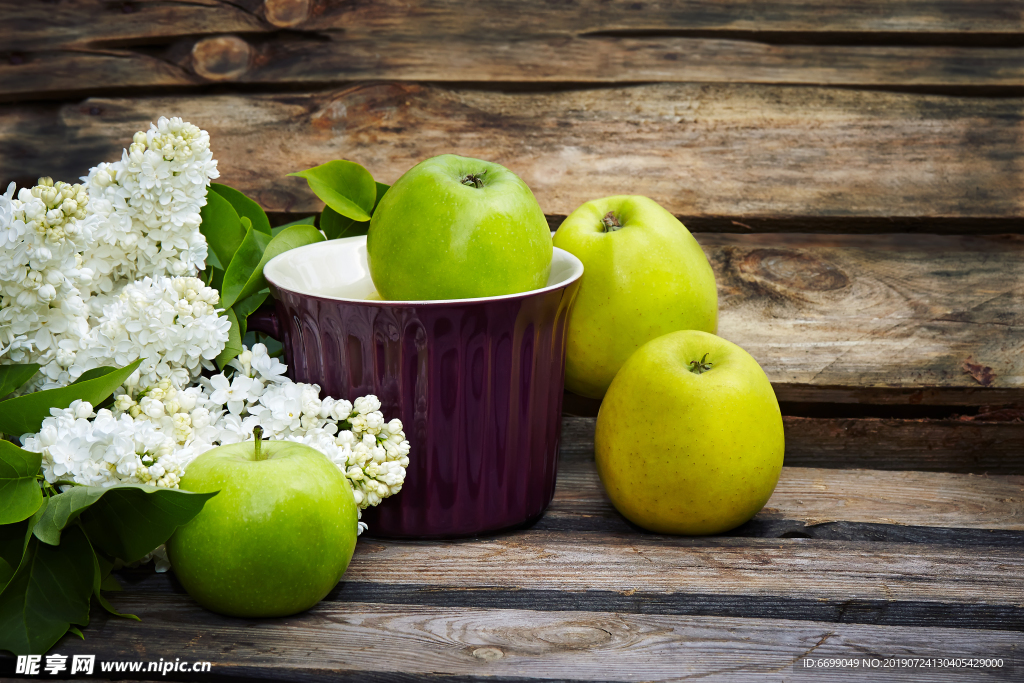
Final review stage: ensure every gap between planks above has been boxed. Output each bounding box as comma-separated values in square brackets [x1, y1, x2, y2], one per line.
[561, 416, 1024, 475]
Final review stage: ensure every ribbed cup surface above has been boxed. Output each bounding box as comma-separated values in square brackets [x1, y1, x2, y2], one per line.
[268, 280, 579, 538]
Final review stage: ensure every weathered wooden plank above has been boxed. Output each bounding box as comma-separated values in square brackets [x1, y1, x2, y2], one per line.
[3, 38, 1020, 98]
[544, 455, 1024, 531]
[95, 567, 1024, 631]
[4, 0, 1021, 49]
[0, 84, 1020, 222]
[561, 234, 1024, 404]
[781, 416, 1024, 472]
[341, 533, 1024, 608]
[704, 233, 1024, 403]
[562, 416, 1024, 474]
[33, 600, 1023, 682]
[554, 418, 1024, 542]
[769, 468, 1024, 530]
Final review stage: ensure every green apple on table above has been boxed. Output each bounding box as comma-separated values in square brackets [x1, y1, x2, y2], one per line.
[595, 330, 784, 535]
[553, 195, 718, 399]
[167, 433, 358, 617]
[367, 154, 553, 300]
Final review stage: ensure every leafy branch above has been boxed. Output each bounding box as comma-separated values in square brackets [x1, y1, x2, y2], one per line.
[200, 162, 390, 365]
[0, 363, 216, 656]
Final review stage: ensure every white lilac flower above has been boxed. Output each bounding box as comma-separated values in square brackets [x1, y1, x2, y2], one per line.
[207, 374, 255, 415]
[82, 116, 218, 315]
[258, 382, 304, 435]
[250, 343, 287, 383]
[21, 343, 410, 572]
[22, 400, 180, 489]
[74, 275, 230, 391]
[0, 179, 100, 390]
[353, 395, 381, 415]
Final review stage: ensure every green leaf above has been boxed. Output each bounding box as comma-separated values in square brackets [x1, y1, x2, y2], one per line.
[0, 364, 39, 399]
[288, 160, 375, 222]
[34, 484, 215, 562]
[88, 536, 135, 620]
[67, 626, 84, 639]
[222, 223, 324, 308]
[199, 188, 244, 268]
[0, 557, 12, 591]
[220, 225, 272, 309]
[71, 366, 122, 410]
[233, 290, 270, 339]
[207, 265, 224, 292]
[73, 366, 117, 384]
[272, 215, 316, 237]
[205, 249, 224, 271]
[373, 181, 390, 211]
[0, 441, 43, 525]
[0, 360, 142, 437]
[216, 309, 243, 370]
[211, 183, 271, 235]
[0, 506, 43, 594]
[321, 181, 388, 240]
[0, 525, 95, 655]
[76, 484, 217, 565]
[100, 573, 122, 593]
[321, 206, 366, 240]
[32, 488, 99, 547]
[0, 519, 29, 591]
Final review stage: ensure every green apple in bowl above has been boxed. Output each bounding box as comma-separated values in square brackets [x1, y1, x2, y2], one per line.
[553, 195, 718, 398]
[167, 432, 358, 617]
[595, 330, 784, 535]
[367, 154, 552, 300]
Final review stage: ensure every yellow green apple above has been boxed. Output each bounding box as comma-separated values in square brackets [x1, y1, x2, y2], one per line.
[367, 154, 552, 300]
[552, 195, 717, 398]
[167, 435, 358, 617]
[595, 330, 784, 535]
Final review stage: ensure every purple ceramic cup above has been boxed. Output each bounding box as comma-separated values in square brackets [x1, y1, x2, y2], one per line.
[252, 236, 583, 538]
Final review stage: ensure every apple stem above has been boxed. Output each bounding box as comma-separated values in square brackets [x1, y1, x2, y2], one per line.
[601, 212, 623, 232]
[688, 353, 713, 375]
[253, 426, 265, 460]
[460, 172, 486, 188]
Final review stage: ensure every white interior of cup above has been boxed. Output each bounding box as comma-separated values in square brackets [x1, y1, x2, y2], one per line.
[263, 235, 584, 304]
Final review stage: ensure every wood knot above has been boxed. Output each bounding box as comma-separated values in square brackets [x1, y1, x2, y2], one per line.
[534, 624, 613, 650]
[191, 36, 252, 81]
[737, 249, 849, 293]
[264, 0, 311, 27]
[471, 647, 504, 661]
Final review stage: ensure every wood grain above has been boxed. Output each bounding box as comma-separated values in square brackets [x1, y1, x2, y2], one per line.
[0, 84, 1020, 221]
[701, 233, 1024, 403]
[4, 0, 1020, 98]
[35, 600, 1023, 682]
[3, 38, 1020, 98]
[340, 533, 1024, 608]
[5, 0, 1021, 50]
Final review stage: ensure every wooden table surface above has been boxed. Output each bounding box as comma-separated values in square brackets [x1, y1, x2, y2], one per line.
[1, 0, 1022, 680]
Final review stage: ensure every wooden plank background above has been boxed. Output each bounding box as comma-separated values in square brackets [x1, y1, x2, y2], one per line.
[0, 1, 1021, 679]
